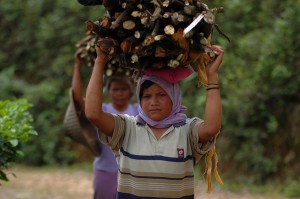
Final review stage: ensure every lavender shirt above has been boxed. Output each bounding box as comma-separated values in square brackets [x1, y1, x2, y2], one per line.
[93, 103, 139, 172]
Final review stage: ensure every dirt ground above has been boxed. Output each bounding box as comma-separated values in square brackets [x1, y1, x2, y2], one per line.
[0, 165, 287, 199]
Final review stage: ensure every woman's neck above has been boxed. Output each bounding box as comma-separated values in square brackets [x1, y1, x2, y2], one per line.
[150, 126, 169, 140]
[112, 103, 128, 113]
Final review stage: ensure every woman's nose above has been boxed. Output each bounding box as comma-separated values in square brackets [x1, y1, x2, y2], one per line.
[115, 89, 124, 95]
[150, 96, 159, 105]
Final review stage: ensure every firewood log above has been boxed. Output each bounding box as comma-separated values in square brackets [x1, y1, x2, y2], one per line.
[184, 5, 197, 16]
[85, 20, 101, 35]
[143, 35, 155, 46]
[134, 31, 147, 40]
[123, 20, 136, 30]
[120, 36, 138, 53]
[95, 38, 118, 55]
[85, 20, 113, 37]
[150, 7, 162, 22]
[164, 24, 175, 35]
[110, 8, 132, 29]
[99, 16, 111, 28]
[131, 54, 139, 63]
[131, 10, 142, 18]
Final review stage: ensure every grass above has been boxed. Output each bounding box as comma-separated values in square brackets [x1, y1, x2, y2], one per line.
[193, 163, 299, 199]
[1, 164, 298, 199]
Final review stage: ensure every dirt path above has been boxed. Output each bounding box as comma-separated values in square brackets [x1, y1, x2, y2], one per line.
[0, 165, 286, 199]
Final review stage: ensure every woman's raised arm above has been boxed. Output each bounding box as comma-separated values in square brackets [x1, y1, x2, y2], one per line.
[85, 44, 115, 136]
[198, 45, 224, 142]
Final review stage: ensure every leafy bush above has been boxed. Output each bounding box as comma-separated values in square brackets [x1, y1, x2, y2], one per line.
[0, 99, 37, 182]
[284, 179, 300, 197]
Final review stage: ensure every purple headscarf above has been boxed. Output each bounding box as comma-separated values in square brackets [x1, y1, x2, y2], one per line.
[136, 74, 188, 128]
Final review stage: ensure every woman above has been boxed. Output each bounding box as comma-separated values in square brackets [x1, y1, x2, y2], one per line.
[85, 38, 224, 198]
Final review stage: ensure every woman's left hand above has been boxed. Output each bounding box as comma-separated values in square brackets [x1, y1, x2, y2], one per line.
[206, 45, 224, 82]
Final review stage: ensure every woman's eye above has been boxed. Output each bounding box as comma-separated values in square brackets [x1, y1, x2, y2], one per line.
[142, 95, 150, 99]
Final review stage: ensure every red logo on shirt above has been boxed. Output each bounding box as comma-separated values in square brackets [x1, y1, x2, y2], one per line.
[177, 148, 184, 158]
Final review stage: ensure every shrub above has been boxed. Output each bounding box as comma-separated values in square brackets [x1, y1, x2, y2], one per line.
[0, 99, 37, 183]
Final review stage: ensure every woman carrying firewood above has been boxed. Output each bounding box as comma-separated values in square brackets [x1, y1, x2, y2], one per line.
[71, 49, 138, 199]
[85, 38, 224, 198]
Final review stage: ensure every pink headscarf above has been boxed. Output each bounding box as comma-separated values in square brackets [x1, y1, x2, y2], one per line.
[136, 67, 193, 128]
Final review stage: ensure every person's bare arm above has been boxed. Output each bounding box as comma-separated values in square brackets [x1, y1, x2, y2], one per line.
[85, 43, 115, 136]
[198, 45, 224, 142]
[72, 50, 85, 112]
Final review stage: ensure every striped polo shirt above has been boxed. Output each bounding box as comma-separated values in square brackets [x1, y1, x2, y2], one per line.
[100, 114, 213, 199]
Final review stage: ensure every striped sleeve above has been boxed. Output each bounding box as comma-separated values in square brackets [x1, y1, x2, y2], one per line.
[98, 114, 126, 155]
[189, 118, 214, 163]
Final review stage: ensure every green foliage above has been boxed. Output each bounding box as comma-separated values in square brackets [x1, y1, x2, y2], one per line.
[0, 0, 105, 165]
[0, 99, 37, 182]
[283, 179, 300, 197]
[217, 0, 300, 183]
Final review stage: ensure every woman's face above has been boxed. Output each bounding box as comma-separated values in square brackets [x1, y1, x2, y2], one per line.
[140, 83, 172, 121]
[109, 81, 131, 107]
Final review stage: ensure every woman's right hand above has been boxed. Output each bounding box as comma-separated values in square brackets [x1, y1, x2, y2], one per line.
[95, 45, 109, 65]
[95, 37, 118, 64]
[74, 49, 84, 69]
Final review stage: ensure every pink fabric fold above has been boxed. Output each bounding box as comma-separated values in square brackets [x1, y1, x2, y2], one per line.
[143, 67, 193, 83]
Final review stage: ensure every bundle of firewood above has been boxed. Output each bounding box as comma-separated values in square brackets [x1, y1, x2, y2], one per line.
[75, 32, 98, 67]
[79, 0, 229, 86]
